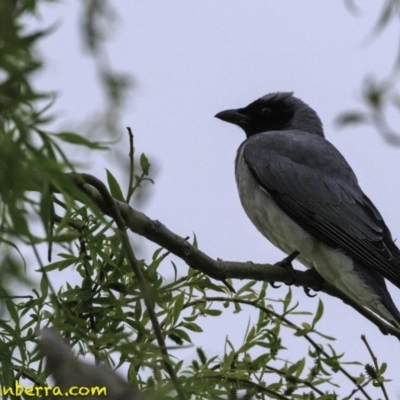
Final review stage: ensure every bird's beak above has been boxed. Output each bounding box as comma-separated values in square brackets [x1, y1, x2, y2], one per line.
[215, 109, 250, 128]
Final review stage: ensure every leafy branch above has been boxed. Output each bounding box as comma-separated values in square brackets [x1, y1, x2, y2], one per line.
[62, 170, 400, 342]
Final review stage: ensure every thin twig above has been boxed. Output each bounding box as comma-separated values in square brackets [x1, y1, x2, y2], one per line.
[361, 335, 389, 400]
[204, 374, 291, 400]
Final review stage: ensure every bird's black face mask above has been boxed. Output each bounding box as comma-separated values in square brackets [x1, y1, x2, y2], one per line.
[215, 94, 295, 137]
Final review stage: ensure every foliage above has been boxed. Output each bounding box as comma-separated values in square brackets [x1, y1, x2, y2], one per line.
[337, 1, 400, 147]
[0, 1, 397, 399]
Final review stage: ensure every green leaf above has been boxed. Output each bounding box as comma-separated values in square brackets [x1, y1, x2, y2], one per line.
[182, 322, 203, 332]
[335, 111, 367, 127]
[170, 328, 192, 343]
[106, 168, 125, 201]
[40, 273, 49, 300]
[192, 233, 198, 248]
[377, 362, 387, 375]
[370, 1, 394, 38]
[152, 247, 164, 261]
[172, 292, 185, 326]
[9, 206, 29, 236]
[294, 328, 311, 337]
[322, 357, 341, 372]
[0, 238, 26, 269]
[204, 309, 222, 317]
[235, 280, 257, 296]
[40, 188, 53, 236]
[55, 132, 108, 149]
[315, 331, 336, 341]
[41, 258, 76, 272]
[140, 153, 150, 175]
[287, 358, 306, 378]
[233, 301, 241, 313]
[365, 83, 384, 110]
[5, 298, 19, 326]
[312, 299, 324, 327]
[283, 287, 293, 312]
[196, 347, 207, 364]
[125, 319, 147, 335]
[174, 360, 184, 373]
[135, 299, 142, 320]
[222, 347, 236, 371]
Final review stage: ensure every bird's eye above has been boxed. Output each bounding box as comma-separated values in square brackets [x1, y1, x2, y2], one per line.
[261, 107, 272, 115]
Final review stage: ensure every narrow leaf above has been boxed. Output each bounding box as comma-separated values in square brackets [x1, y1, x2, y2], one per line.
[55, 132, 108, 149]
[106, 169, 125, 201]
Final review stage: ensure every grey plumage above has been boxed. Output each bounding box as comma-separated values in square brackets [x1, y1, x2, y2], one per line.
[215, 92, 400, 327]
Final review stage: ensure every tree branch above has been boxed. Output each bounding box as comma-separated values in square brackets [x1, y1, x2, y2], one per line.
[66, 172, 400, 341]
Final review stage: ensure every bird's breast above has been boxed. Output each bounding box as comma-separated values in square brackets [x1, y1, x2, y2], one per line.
[235, 147, 317, 267]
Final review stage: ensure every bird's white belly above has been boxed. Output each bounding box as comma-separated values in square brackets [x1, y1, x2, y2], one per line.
[235, 155, 317, 268]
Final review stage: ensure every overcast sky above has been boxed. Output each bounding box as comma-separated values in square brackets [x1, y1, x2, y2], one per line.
[34, 2, 400, 398]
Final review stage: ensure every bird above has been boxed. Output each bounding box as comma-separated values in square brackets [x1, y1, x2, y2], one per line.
[215, 91, 400, 328]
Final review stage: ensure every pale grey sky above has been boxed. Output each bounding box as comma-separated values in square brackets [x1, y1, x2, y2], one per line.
[34, 2, 400, 398]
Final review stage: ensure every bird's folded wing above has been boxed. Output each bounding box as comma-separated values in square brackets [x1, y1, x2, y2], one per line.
[243, 131, 400, 287]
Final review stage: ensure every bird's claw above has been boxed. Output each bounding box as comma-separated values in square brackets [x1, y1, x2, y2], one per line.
[274, 250, 300, 286]
[302, 267, 325, 297]
[304, 287, 317, 297]
[275, 250, 300, 269]
[309, 267, 325, 291]
[270, 281, 281, 289]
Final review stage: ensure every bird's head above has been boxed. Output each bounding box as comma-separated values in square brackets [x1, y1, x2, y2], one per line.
[215, 92, 324, 138]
